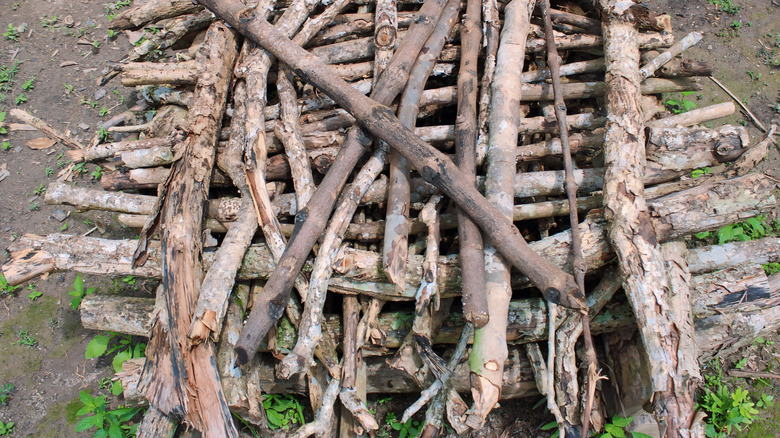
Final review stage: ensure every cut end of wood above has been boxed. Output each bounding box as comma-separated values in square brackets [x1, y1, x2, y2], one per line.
[66, 149, 86, 162]
[465, 373, 501, 429]
[2, 247, 55, 286]
[234, 346, 250, 366]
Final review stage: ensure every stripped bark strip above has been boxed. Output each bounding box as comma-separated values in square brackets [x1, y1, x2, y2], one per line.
[466, 0, 535, 429]
[275, 67, 316, 209]
[132, 22, 239, 437]
[220, 0, 455, 364]
[455, 0, 487, 328]
[384, 0, 460, 290]
[599, 1, 698, 435]
[539, 1, 599, 434]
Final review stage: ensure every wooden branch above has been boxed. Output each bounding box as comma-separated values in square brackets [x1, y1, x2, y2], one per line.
[383, 0, 460, 291]
[645, 101, 735, 129]
[69, 137, 173, 162]
[475, 0, 500, 165]
[132, 22, 239, 437]
[455, 0, 487, 328]
[275, 68, 316, 209]
[109, 0, 201, 30]
[639, 31, 702, 80]
[220, 0, 458, 364]
[467, 0, 535, 429]
[9, 109, 86, 150]
[599, 2, 697, 434]
[372, 0, 398, 79]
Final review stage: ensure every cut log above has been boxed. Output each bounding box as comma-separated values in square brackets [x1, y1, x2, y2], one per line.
[599, 1, 697, 434]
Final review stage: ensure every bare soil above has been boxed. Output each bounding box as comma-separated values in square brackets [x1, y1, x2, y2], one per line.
[0, 0, 778, 437]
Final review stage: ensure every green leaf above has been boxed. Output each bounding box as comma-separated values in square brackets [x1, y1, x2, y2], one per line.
[86, 335, 111, 359]
[541, 421, 558, 431]
[94, 430, 109, 438]
[111, 380, 124, 396]
[266, 409, 285, 429]
[612, 415, 631, 427]
[108, 422, 123, 438]
[112, 349, 132, 373]
[75, 416, 100, 431]
[604, 423, 626, 437]
[631, 433, 654, 438]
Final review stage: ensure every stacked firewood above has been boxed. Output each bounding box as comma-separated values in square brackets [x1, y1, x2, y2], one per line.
[3, 0, 779, 436]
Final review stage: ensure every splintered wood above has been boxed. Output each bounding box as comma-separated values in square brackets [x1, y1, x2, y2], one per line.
[3, 0, 779, 436]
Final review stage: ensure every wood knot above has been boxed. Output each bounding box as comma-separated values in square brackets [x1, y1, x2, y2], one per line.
[375, 25, 397, 48]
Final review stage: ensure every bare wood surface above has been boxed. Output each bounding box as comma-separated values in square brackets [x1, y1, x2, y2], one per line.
[467, 0, 534, 429]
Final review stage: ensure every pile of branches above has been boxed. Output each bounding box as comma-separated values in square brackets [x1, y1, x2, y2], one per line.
[3, 0, 779, 436]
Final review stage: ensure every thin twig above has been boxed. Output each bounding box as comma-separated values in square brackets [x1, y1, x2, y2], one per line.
[540, 1, 599, 434]
[708, 76, 767, 133]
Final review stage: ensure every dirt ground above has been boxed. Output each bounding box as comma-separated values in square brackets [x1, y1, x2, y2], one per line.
[0, 0, 778, 437]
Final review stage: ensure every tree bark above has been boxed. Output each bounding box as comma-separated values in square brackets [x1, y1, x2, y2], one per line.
[131, 22, 239, 437]
[599, 1, 698, 435]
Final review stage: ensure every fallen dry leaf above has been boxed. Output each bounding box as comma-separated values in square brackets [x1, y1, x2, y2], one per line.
[26, 137, 57, 150]
[0, 163, 9, 182]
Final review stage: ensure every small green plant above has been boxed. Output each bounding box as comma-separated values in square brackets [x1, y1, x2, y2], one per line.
[262, 394, 305, 430]
[664, 91, 698, 114]
[97, 126, 110, 142]
[0, 273, 20, 296]
[60, 223, 69, 232]
[0, 62, 21, 97]
[3, 24, 20, 42]
[16, 329, 37, 347]
[99, 106, 108, 117]
[44, 166, 54, 176]
[691, 167, 712, 179]
[697, 360, 769, 437]
[763, 262, 780, 275]
[0, 111, 6, 134]
[28, 202, 40, 211]
[92, 40, 100, 48]
[69, 274, 96, 309]
[72, 161, 87, 177]
[91, 165, 104, 180]
[708, 0, 741, 14]
[15, 92, 28, 104]
[33, 182, 47, 196]
[1, 141, 9, 151]
[379, 412, 421, 438]
[746, 70, 761, 81]
[41, 15, 58, 31]
[86, 331, 146, 395]
[0, 421, 14, 436]
[63, 83, 74, 94]
[75, 390, 143, 437]
[730, 20, 742, 30]
[27, 284, 42, 301]
[22, 76, 35, 90]
[0, 383, 13, 406]
[107, 29, 117, 38]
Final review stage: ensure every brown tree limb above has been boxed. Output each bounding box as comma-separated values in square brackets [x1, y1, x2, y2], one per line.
[383, 0, 460, 291]
[467, 0, 535, 429]
[455, 0, 487, 328]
